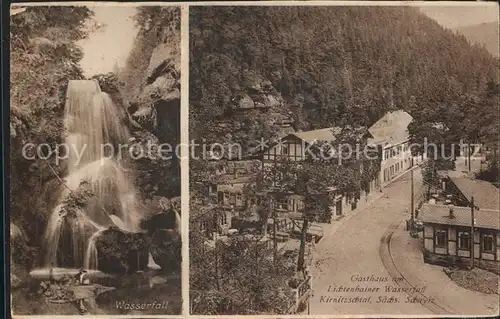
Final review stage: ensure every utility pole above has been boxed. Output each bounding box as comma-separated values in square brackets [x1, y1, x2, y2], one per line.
[213, 211, 220, 290]
[468, 143, 472, 172]
[470, 196, 475, 269]
[411, 157, 414, 219]
[271, 196, 277, 270]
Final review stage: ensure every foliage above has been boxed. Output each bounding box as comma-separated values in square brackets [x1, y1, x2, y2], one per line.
[59, 181, 94, 217]
[119, 6, 180, 106]
[95, 227, 151, 273]
[10, 6, 93, 246]
[11, 236, 38, 270]
[476, 154, 500, 187]
[189, 6, 498, 313]
[118, 7, 181, 199]
[189, 230, 295, 315]
[190, 6, 499, 147]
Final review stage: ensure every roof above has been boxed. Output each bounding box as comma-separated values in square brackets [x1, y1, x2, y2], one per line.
[449, 177, 500, 210]
[291, 127, 343, 143]
[284, 126, 370, 145]
[420, 203, 500, 230]
[368, 110, 413, 146]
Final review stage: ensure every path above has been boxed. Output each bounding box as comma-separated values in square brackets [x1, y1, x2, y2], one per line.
[310, 169, 428, 315]
[309, 167, 498, 316]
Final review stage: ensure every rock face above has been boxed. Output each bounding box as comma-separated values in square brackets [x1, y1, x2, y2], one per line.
[95, 227, 151, 274]
[232, 70, 284, 111]
[125, 14, 181, 200]
[131, 34, 180, 145]
[141, 209, 181, 272]
[141, 209, 178, 236]
[150, 229, 181, 272]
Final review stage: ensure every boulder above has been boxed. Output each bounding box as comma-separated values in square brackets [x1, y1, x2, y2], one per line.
[94, 227, 151, 274]
[137, 75, 179, 106]
[146, 42, 180, 84]
[170, 196, 181, 212]
[150, 229, 181, 272]
[242, 70, 263, 93]
[10, 223, 26, 242]
[141, 209, 178, 236]
[238, 94, 255, 109]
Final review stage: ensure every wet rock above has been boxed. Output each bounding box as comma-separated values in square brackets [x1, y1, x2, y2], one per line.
[10, 223, 26, 241]
[141, 209, 178, 236]
[95, 227, 151, 274]
[150, 229, 181, 272]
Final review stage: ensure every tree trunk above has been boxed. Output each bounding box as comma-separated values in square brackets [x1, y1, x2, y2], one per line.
[261, 218, 268, 237]
[297, 217, 309, 272]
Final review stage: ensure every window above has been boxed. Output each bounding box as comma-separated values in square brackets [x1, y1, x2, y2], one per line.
[200, 220, 207, 231]
[435, 229, 447, 248]
[458, 231, 470, 250]
[230, 194, 236, 205]
[282, 144, 289, 155]
[277, 198, 289, 210]
[482, 234, 495, 253]
[236, 193, 242, 203]
[223, 192, 229, 204]
[219, 213, 227, 226]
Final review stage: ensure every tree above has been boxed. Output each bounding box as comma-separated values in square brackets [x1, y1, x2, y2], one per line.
[189, 200, 296, 314]
[10, 6, 93, 249]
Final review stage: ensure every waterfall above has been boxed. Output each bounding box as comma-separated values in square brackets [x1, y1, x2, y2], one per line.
[43, 80, 143, 269]
[84, 229, 105, 270]
[174, 209, 182, 235]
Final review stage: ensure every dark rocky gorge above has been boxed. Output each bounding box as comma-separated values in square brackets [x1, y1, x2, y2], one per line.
[10, 6, 181, 315]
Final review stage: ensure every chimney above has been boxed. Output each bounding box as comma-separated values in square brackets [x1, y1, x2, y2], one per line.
[448, 205, 455, 219]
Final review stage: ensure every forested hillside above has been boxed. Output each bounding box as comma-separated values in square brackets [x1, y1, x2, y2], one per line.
[455, 22, 500, 57]
[189, 6, 499, 151]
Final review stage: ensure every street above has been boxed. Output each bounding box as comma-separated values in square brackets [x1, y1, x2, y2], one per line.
[309, 168, 433, 315]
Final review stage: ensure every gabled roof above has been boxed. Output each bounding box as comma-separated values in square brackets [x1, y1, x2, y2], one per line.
[449, 177, 500, 210]
[368, 110, 413, 146]
[290, 127, 342, 143]
[420, 203, 499, 230]
[285, 126, 370, 145]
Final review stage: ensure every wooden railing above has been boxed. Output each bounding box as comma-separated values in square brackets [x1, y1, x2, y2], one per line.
[292, 219, 324, 239]
[286, 275, 312, 314]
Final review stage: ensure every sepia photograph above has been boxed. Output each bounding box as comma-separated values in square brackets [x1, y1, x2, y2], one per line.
[188, 4, 499, 316]
[10, 4, 181, 315]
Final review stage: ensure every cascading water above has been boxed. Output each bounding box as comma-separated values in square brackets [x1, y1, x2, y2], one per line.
[84, 229, 105, 270]
[43, 80, 144, 269]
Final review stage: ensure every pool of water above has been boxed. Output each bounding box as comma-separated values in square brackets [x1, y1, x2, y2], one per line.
[12, 268, 181, 315]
